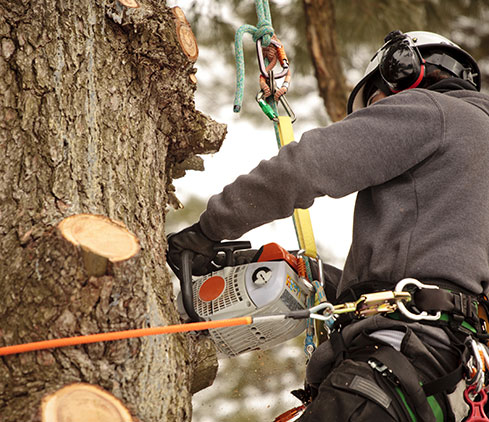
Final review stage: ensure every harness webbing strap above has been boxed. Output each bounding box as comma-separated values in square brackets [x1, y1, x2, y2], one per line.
[373, 347, 436, 422]
[422, 364, 464, 397]
[414, 289, 479, 322]
[276, 116, 317, 258]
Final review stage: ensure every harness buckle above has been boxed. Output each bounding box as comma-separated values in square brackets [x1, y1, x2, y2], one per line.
[368, 358, 400, 386]
[332, 291, 411, 317]
[358, 291, 411, 317]
[395, 278, 442, 321]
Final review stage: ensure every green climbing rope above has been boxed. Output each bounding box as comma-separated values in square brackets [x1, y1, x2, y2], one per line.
[233, 0, 274, 112]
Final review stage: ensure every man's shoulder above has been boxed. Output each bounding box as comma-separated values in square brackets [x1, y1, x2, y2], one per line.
[387, 88, 489, 119]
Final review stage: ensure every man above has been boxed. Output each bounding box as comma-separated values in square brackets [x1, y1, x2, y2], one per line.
[168, 31, 489, 420]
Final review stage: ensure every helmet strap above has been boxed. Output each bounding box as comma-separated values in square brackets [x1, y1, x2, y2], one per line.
[424, 52, 477, 87]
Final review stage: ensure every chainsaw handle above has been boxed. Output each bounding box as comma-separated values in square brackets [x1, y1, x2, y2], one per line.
[181, 250, 204, 322]
[213, 241, 252, 266]
[179, 241, 252, 322]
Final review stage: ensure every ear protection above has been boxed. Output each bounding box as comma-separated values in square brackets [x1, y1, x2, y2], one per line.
[379, 30, 426, 93]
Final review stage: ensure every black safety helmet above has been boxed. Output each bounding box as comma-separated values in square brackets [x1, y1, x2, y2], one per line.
[347, 30, 481, 114]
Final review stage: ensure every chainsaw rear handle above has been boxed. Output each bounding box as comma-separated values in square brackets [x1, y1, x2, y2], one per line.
[179, 241, 252, 322]
[180, 250, 204, 322]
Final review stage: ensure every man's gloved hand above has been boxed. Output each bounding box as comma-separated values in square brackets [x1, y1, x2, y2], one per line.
[167, 223, 220, 276]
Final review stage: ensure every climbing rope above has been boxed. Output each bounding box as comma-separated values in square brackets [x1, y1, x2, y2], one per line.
[233, 0, 274, 112]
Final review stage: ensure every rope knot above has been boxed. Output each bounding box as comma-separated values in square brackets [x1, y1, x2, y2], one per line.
[252, 22, 274, 46]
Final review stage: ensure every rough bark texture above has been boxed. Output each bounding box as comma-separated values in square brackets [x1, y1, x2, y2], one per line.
[302, 0, 348, 122]
[0, 1, 224, 421]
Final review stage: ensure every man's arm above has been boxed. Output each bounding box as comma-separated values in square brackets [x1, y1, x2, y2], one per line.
[200, 89, 444, 241]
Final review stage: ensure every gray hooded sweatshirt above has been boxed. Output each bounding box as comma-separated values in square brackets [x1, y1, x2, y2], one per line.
[200, 86, 489, 297]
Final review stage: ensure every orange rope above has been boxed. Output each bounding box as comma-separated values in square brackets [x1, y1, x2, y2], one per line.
[0, 316, 253, 356]
[297, 257, 307, 279]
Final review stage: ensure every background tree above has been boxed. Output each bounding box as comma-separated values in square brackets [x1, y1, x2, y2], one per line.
[0, 0, 225, 421]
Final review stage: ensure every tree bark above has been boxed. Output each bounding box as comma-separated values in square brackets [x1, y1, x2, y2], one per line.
[0, 1, 223, 421]
[302, 0, 348, 122]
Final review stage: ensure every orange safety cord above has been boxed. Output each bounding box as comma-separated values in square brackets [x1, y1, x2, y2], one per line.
[0, 316, 253, 356]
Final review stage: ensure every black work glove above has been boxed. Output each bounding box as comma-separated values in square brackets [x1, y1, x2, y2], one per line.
[167, 223, 220, 276]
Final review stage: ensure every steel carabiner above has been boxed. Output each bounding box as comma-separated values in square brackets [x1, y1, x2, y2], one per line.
[256, 88, 296, 123]
[394, 278, 442, 321]
[256, 37, 289, 79]
[277, 94, 296, 123]
[466, 339, 487, 393]
[256, 90, 278, 121]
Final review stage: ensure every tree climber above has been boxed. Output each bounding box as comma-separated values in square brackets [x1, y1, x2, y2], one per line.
[168, 30, 489, 421]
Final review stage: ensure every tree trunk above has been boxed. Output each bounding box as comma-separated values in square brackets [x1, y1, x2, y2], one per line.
[302, 0, 348, 122]
[0, 1, 224, 421]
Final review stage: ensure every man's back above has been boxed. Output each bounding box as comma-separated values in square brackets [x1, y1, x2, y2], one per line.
[341, 87, 489, 297]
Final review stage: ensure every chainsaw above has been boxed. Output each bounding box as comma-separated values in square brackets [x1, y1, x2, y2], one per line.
[172, 241, 313, 358]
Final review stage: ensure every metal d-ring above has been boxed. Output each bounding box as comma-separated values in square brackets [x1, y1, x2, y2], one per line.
[394, 278, 442, 321]
[308, 302, 335, 321]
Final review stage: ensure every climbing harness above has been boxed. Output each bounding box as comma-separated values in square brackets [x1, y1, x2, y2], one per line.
[275, 280, 489, 421]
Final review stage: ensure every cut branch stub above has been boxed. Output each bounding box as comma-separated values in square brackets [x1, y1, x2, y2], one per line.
[58, 214, 140, 276]
[117, 0, 139, 8]
[41, 383, 133, 422]
[172, 6, 198, 62]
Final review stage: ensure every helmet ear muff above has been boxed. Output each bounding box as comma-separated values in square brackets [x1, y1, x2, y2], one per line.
[379, 31, 426, 93]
